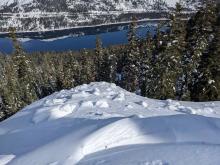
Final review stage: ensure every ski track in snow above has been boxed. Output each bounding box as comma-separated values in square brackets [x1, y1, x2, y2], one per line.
[0, 82, 220, 165]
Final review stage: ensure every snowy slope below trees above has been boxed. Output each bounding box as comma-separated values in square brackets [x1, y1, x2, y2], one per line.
[0, 82, 220, 165]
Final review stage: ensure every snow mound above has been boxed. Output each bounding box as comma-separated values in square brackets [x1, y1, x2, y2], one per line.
[80, 101, 94, 108]
[0, 155, 15, 165]
[0, 82, 220, 165]
[95, 100, 109, 108]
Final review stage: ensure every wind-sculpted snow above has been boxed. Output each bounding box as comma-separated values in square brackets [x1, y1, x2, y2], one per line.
[0, 82, 220, 165]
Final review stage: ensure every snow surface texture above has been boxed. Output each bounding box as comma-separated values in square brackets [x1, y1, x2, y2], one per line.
[0, 82, 220, 165]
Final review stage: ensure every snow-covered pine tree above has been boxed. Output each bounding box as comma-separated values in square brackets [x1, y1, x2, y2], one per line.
[145, 25, 168, 99]
[79, 49, 96, 84]
[121, 17, 140, 92]
[147, 2, 186, 100]
[184, 0, 218, 101]
[0, 55, 9, 120]
[0, 54, 5, 119]
[38, 53, 57, 97]
[62, 52, 80, 89]
[98, 49, 117, 83]
[139, 32, 154, 97]
[212, 3, 220, 100]
[190, 2, 219, 101]
[55, 56, 66, 90]
[1, 57, 22, 116]
[95, 36, 104, 81]
[165, 2, 187, 100]
[107, 51, 118, 83]
[9, 27, 38, 106]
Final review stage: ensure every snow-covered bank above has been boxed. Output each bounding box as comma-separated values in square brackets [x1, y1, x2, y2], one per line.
[0, 82, 220, 165]
[79, 144, 220, 165]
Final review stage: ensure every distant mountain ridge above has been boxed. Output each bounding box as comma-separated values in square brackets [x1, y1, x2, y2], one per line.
[0, 0, 200, 13]
[0, 0, 201, 33]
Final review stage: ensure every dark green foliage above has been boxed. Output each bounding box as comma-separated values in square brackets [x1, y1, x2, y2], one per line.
[10, 27, 38, 105]
[139, 32, 154, 97]
[78, 50, 96, 84]
[95, 36, 105, 81]
[1, 57, 22, 115]
[98, 49, 117, 83]
[121, 17, 140, 92]
[163, 3, 187, 100]
[190, 4, 220, 101]
[62, 52, 80, 89]
[185, 1, 219, 101]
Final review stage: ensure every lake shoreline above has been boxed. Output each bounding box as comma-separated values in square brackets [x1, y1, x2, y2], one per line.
[0, 18, 168, 39]
[0, 21, 166, 54]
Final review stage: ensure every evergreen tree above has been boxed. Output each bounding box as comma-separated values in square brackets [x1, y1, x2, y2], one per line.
[0, 54, 6, 120]
[39, 53, 57, 97]
[183, 0, 216, 100]
[1, 58, 22, 115]
[121, 17, 140, 92]
[62, 52, 80, 89]
[165, 2, 187, 100]
[184, 1, 218, 101]
[95, 36, 104, 81]
[144, 27, 160, 98]
[9, 27, 38, 105]
[190, 2, 219, 101]
[139, 32, 154, 97]
[55, 56, 65, 90]
[79, 50, 96, 84]
[147, 8, 186, 100]
[146, 25, 169, 99]
[99, 49, 117, 83]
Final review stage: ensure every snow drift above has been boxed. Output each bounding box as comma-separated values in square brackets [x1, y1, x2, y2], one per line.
[0, 82, 220, 165]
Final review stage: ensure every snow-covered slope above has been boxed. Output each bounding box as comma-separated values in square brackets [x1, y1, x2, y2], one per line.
[0, 0, 201, 12]
[0, 0, 177, 12]
[0, 0, 200, 32]
[0, 0, 32, 7]
[0, 82, 220, 165]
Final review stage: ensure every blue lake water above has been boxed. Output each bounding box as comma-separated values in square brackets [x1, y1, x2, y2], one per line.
[0, 23, 159, 54]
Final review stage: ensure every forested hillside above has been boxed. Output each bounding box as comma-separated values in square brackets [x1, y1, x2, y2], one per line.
[0, 1, 219, 121]
[0, 0, 200, 32]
